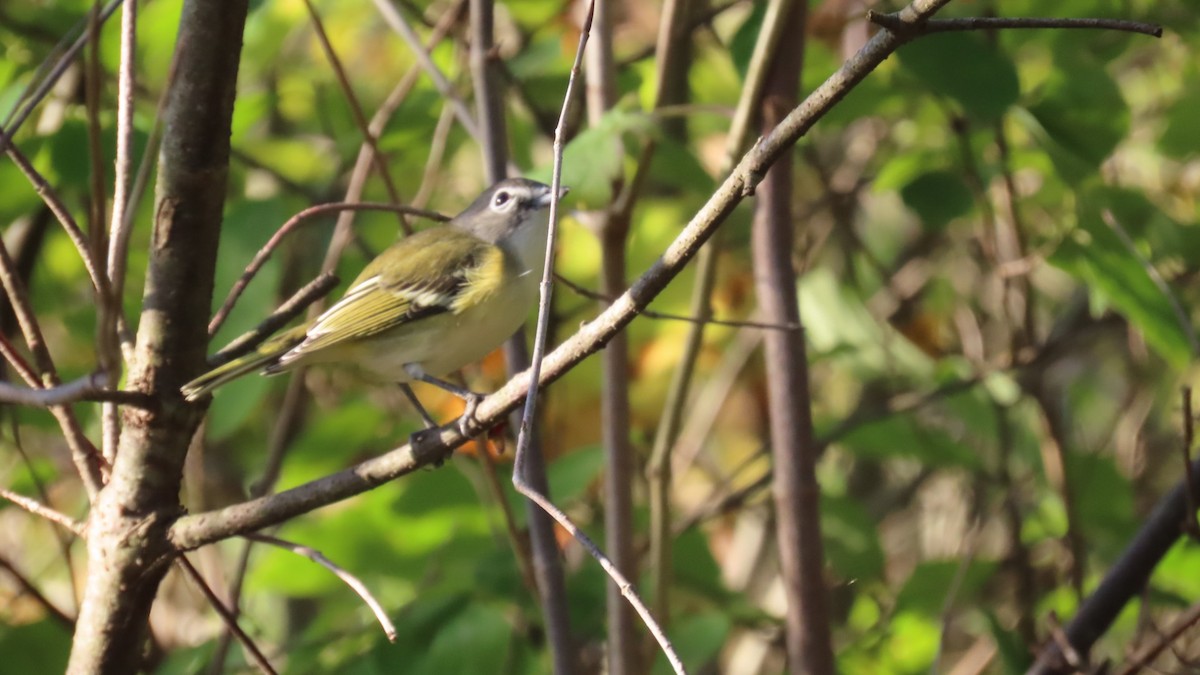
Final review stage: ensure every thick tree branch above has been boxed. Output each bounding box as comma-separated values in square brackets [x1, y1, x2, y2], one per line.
[751, 1, 835, 671]
[66, 0, 250, 670]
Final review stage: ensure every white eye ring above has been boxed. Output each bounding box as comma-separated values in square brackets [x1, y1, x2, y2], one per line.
[492, 190, 512, 209]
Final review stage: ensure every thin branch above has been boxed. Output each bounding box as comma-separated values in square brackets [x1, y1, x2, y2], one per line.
[207, 273, 340, 369]
[0, 0, 122, 134]
[0, 132, 109, 297]
[175, 556, 277, 675]
[83, 0, 107, 279]
[301, 0, 409, 232]
[370, 0, 481, 140]
[99, 0, 137, 467]
[0, 553, 75, 629]
[243, 534, 397, 641]
[647, 0, 790, 631]
[1112, 600, 1200, 675]
[556, 273, 798, 330]
[321, 0, 466, 275]
[0, 487, 87, 537]
[469, 0, 575, 670]
[208, 202, 448, 337]
[111, 49, 176, 363]
[1181, 387, 1200, 537]
[412, 102, 457, 208]
[474, 441, 540, 598]
[867, 12, 1163, 38]
[1027, 454, 1200, 674]
[209, 374, 310, 674]
[0, 371, 136, 408]
[580, 0, 642, 669]
[751, 1, 835, 669]
[7, 416, 81, 612]
[0, 235, 106, 497]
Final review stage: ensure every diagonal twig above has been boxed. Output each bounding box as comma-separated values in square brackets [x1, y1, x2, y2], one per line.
[208, 202, 448, 337]
[510, 2, 684, 672]
[207, 273, 340, 368]
[242, 534, 397, 642]
[0, 487, 87, 537]
[175, 556, 277, 675]
[867, 12, 1162, 37]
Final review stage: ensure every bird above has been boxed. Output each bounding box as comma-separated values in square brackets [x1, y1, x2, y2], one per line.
[182, 177, 565, 434]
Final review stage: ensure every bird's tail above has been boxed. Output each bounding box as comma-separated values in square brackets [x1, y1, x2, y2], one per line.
[181, 329, 305, 401]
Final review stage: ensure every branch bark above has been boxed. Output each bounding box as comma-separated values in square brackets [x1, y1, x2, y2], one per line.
[470, 0, 576, 670]
[66, 0, 249, 670]
[1027, 456, 1200, 674]
[751, 2, 835, 672]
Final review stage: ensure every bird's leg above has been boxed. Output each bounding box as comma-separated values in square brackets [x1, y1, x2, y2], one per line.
[403, 364, 485, 437]
[398, 383, 437, 429]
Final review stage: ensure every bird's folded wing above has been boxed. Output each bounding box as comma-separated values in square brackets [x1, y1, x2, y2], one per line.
[280, 274, 459, 361]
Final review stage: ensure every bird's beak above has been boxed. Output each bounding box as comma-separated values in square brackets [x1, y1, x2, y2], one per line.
[536, 185, 569, 208]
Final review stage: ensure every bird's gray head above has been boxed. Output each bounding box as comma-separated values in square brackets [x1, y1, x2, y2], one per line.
[452, 178, 568, 244]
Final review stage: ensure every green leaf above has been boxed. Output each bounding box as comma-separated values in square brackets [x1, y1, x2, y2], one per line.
[1159, 79, 1200, 159]
[898, 32, 1020, 122]
[984, 610, 1032, 674]
[546, 445, 604, 502]
[530, 108, 653, 208]
[837, 414, 983, 469]
[895, 560, 998, 617]
[1067, 452, 1136, 557]
[651, 612, 730, 675]
[821, 494, 886, 583]
[729, 1, 767, 80]
[0, 620, 71, 673]
[1048, 199, 1195, 367]
[899, 170, 975, 231]
[1027, 60, 1129, 174]
[671, 528, 725, 599]
[415, 603, 512, 675]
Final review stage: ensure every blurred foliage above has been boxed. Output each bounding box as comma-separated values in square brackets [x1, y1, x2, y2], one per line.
[2, 0, 1199, 673]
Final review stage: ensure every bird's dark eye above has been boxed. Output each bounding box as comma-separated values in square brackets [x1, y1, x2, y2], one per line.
[492, 191, 512, 208]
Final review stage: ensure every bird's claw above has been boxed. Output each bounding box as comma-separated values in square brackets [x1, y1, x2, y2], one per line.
[456, 393, 483, 438]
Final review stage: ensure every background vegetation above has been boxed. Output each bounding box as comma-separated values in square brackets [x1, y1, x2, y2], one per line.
[0, 0, 1197, 673]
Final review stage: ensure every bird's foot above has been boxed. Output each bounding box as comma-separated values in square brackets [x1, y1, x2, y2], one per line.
[456, 392, 484, 438]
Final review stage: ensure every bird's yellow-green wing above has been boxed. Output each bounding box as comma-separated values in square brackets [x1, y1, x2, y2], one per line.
[271, 228, 503, 366]
[181, 325, 308, 400]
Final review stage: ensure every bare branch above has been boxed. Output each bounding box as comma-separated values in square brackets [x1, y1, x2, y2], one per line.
[243, 534, 397, 642]
[207, 273, 340, 369]
[208, 202, 448, 337]
[0, 487, 87, 537]
[0, 233, 106, 497]
[867, 11, 1163, 38]
[0, 0, 121, 134]
[370, 0, 480, 139]
[1027, 454, 1200, 674]
[0, 553, 75, 629]
[555, 273, 800, 330]
[175, 556, 277, 675]
[1113, 600, 1200, 675]
[0, 131, 108, 297]
[321, 0, 466, 275]
[301, 0, 409, 233]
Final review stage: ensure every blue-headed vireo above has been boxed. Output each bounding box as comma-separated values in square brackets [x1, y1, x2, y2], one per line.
[182, 178, 565, 432]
